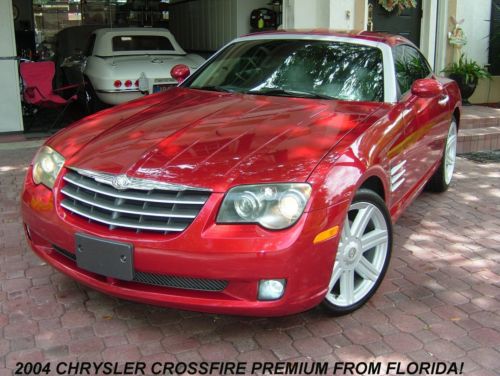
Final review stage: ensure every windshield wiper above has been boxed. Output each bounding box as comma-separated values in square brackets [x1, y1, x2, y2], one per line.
[193, 85, 237, 93]
[247, 88, 336, 100]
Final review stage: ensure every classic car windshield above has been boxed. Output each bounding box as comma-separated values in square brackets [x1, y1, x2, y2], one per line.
[112, 35, 175, 52]
[186, 39, 384, 102]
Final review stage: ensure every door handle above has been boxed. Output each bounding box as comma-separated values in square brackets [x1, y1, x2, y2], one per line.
[438, 94, 449, 107]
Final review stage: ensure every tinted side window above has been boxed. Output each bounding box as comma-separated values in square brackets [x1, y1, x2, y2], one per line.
[394, 45, 432, 95]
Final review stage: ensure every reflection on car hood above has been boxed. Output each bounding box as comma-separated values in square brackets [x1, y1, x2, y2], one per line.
[51, 88, 385, 191]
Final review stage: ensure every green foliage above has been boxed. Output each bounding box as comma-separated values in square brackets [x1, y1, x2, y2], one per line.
[395, 55, 428, 93]
[378, 0, 417, 13]
[442, 54, 492, 85]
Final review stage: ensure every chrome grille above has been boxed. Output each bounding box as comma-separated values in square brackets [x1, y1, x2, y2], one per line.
[52, 245, 227, 292]
[60, 169, 211, 233]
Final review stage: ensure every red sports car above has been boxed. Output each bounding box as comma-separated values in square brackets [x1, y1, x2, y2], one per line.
[22, 31, 461, 316]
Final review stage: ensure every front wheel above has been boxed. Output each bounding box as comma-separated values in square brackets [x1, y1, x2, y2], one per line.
[322, 189, 392, 315]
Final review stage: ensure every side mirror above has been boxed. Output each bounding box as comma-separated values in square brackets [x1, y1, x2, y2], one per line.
[170, 64, 190, 83]
[411, 78, 443, 98]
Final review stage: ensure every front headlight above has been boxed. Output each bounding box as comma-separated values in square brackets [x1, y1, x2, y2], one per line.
[217, 183, 312, 230]
[32, 146, 65, 189]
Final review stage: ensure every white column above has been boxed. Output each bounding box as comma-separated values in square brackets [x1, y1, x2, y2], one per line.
[283, 0, 331, 28]
[0, 0, 24, 133]
[420, 0, 438, 70]
[434, 0, 449, 73]
[329, 0, 356, 30]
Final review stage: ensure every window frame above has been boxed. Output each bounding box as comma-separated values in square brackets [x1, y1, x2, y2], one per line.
[85, 33, 97, 57]
[111, 35, 175, 53]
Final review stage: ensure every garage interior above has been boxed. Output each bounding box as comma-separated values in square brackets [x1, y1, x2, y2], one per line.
[15, 0, 282, 57]
[7, 0, 283, 132]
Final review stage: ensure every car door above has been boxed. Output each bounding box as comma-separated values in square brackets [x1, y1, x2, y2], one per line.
[394, 45, 449, 195]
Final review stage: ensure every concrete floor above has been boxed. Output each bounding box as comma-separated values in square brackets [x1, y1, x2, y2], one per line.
[0, 143, 499, 375]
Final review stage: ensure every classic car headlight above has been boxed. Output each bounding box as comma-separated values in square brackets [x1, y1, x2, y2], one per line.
[217, 184, 312, 230]
[32, 146, 65, 189]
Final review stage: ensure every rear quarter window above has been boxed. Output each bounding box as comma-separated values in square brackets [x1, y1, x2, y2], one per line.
[394, 45, 432, 95]
[112, 35, 175, 52]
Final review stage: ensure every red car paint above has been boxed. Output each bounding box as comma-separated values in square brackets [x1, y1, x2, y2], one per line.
[21, 32, 461, 316]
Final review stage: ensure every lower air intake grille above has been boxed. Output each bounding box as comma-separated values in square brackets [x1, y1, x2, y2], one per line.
[134, 272, 227, 292]
[52, 245, 227, 292]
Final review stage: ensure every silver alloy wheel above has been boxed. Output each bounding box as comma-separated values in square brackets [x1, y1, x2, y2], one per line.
[444, 120, 458, 185]
[325, 202, 389, 307]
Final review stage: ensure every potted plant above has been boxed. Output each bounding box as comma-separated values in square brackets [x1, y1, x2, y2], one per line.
[442, 54, 491, 105]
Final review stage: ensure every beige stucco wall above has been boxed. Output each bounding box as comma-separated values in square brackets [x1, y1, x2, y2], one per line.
[470, 77, 500, 104]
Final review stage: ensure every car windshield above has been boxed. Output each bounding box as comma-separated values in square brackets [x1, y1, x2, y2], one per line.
[112, 35, 175, 52]
[186, 39, 384, 102]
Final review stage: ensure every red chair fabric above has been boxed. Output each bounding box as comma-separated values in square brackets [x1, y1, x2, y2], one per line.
[20, 61, 78, 109]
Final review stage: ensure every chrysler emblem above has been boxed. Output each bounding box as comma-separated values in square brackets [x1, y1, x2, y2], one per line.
[111, 174, 130, 190]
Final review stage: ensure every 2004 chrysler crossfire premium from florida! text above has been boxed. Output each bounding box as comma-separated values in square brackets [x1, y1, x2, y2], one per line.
[22, 31, 461, 316]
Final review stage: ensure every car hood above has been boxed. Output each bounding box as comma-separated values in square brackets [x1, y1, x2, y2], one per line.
[97, 54, 203, 77]
[50, 88, 384, 192]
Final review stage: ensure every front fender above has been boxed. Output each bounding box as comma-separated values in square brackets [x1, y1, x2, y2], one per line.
[307, 147, 390, 212]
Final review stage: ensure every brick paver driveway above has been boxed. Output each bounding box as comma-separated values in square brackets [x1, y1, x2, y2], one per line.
[1, 144, 499, 375]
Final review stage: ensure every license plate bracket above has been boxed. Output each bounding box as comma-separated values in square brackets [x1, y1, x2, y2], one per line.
[75, 233, 134, 281]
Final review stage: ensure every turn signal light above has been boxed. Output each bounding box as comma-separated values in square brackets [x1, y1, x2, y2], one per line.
[313, 226, 339, 244]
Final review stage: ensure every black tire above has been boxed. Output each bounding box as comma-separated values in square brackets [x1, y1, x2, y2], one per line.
[83, 79, 106, 114]
[427, 117, 458, 193]
[322, 189, 392, 315]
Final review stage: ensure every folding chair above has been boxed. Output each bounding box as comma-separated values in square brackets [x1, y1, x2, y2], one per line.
[19, 61, 81, 131]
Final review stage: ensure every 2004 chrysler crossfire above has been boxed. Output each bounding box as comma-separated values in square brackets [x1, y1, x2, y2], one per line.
[22, 31, 461, 316]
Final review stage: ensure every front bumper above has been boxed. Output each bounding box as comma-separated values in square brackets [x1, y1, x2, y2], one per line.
[21, 168, 348, 316]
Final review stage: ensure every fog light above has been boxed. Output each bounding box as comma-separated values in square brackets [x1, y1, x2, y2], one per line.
[258, 279, 286, 301]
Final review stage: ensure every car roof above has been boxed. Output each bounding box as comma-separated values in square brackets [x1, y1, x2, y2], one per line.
[91, 27, 186, 56]
[242, 29, 414, 48]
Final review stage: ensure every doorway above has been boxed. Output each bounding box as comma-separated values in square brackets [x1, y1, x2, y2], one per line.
[368, 0, 423, 47]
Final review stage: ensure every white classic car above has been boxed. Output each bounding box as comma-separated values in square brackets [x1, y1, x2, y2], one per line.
[82, 28, 205, 108]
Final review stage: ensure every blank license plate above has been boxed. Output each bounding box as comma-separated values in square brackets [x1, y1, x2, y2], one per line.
[75, 233, 134, 281]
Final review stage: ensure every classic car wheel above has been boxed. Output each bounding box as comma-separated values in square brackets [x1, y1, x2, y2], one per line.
[84, 79, 105, 114]
[427, 117, 458, 192]
[322, 189, 392, 315]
